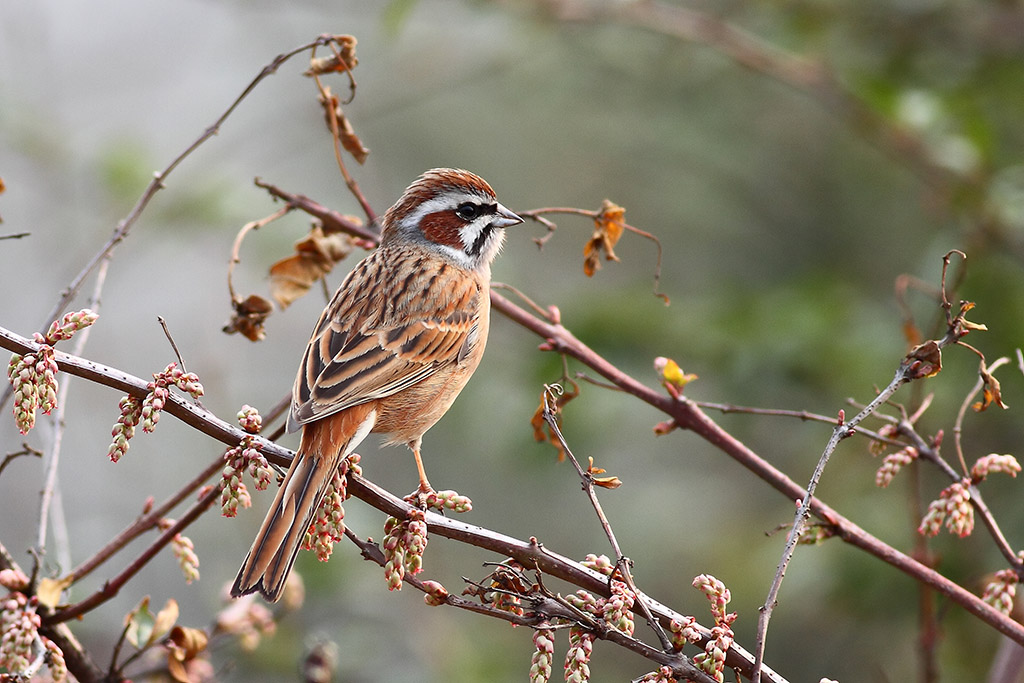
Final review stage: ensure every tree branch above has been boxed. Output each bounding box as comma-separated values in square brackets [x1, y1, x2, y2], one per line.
[487, 291, 1024, 648]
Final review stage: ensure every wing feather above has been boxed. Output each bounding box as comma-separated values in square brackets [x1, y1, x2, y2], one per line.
[289, 247, 483, 430]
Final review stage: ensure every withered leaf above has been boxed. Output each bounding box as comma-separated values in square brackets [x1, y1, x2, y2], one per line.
[587, 457, 622, 489]
[319, 88, 370, 164]
[958, 301, 988, 333]
[529, 385, 579, 462]
[270, 225, 355, 309]
[973, 363, 1008, 412]
[583, 199, 625, 277]
[167, 625, 210, 683]
[904, 340, 942, 379]
[223, 294, 274, 342]
[305, 35, 359, 76]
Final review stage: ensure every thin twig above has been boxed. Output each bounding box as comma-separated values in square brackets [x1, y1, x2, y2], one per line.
[695, 400, 906, 447]
[156, 316, 186, 372]
[48, 486, 220, 624]
[63, 456, 225, 586]
[36, 258, 109, 557]
[751, 369, 911, 682]
[540, 384, 672, 651]
[0, 34, 340, 413]
[308, 40, 377, 225]
[227, 206, 293, 305]
[0, 443, 43, 479]
[253, 179, 380, 243]
[157, 315, 203, 409]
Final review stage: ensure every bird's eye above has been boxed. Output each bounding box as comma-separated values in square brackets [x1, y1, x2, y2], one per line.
[455, 203, 480, 221]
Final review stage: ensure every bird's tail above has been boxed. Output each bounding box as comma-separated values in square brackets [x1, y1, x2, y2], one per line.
[231, 404, 375, 602]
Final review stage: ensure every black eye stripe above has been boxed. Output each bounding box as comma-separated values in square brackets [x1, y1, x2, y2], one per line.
[455, 202, 497, 221]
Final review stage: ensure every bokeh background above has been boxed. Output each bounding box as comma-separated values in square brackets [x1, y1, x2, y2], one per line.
[3, 1, 1024, 681]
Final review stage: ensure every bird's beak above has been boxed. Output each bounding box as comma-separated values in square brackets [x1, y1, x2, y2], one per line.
[492, 203, 524, 229]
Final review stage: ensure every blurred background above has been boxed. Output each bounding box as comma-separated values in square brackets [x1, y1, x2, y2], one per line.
[3, 1, 1024, 681]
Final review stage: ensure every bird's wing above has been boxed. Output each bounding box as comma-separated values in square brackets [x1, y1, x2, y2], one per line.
[289, 250, 483, 430]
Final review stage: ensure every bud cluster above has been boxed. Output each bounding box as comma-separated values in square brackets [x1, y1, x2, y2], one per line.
[220, 406, 272, 518]
[529, 621, 554, 683]
[8, 345, 58, 435]
[636, 666, 677, 683]
[667, 615, 701, 651]
[107, 363, 203, 462]
[382, 508, 427, 591]
[422, 489, 472, 513]
[981, 568, 1019, 616]
[694, 624, 732, 683]
[875, 447, 918, 488]
[7, 310, 98, 434]
[690, 574, 737, 683]
[159, 519, 200, 584]
[0, 592, 38, 672]
[301, 463, 350, 562]
[918, 481, 974, 538]
[564, 626, 594, 683]
[44, 309, 99, 342]
[581, 553, 614, 576]
[0, 592, 65, 681]
[971, 453, 1022, 482]
[421, 580, 449, 607]
[44, 637, 68, 682]
[602, 579, 636, 636]
[108, 395, 144, 462]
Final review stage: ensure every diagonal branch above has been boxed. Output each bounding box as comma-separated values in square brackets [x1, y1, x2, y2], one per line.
[0, 323, 783, 681]
[487, 290, 1024, 649]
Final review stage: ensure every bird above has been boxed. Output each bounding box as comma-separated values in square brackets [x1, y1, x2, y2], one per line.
[231, 168, 523, 602]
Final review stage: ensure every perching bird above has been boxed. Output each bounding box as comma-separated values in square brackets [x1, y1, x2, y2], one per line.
[232, 169, 522, 601]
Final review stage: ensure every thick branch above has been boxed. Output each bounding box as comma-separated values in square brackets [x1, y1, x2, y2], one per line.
[0, 324, 782, 681]
[488, 291, 1024, 647]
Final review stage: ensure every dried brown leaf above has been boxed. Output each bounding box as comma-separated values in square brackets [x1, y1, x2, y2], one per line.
[583, 199, 625, 277]
[973, 363, 1008, 412]
[305, 35, 358, 76]
[587, 456, 622, 488]
[269, 226, 355, 309]
[904, 340, 942, 379]
[167, 625, 209, 683]
[223, 294, 274, 342]
[319, 88, 370, 164]
[530, 385, 579, 462]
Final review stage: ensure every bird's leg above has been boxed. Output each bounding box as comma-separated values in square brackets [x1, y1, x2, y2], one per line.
[411, 444, 436, 507]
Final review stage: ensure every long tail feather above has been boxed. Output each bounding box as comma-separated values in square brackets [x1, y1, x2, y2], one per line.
[231, 404, 375, 602]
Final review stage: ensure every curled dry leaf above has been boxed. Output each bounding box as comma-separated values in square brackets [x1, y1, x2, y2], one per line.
[974, 362, 1008, 412]
[956, 301, 988, 333]
[587, 456, 622, 489]
[530, 384, 579, 462]
[583, 199, 625, 277]
[319, 87, 370, 164]
[304, 35, 358, 76]
[223, 294, 274, 342]
[166, 625, 210, 683]
[269, 224, 356, 309]
[904, 339, 942, 379]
